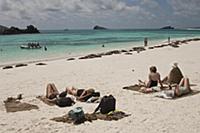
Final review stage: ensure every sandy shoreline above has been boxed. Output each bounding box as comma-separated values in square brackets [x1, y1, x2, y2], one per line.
[0, 37, 199, 68]
[0, 39, 200, 133]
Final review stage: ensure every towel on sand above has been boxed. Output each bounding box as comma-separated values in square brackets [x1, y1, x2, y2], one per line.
[51, 111, 130, 124]
[123, 84, 163, 93]
[155, 90, 199, 99]
[4, 97, 39, 113]
[122, 84, 141, 92]
[36, 96, 56, 106]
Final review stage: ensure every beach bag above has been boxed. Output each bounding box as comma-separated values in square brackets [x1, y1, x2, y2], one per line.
[68, 107, 85, 124]
[96, 95, 116, 114]
[56, 97, 74, 107]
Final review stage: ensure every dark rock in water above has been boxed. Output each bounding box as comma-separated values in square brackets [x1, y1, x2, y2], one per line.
[121, 50, 128, 53]
[154, 45, 164, 48]
[15, 63, 28, 67]
[0, 25, 40, 35]
[169, 44, 179, 48]
[36, 63, 47, 65]
[192, 38, 200, 41]
[174, 41, 181, 45]
[180, 40, 188, 44]
[103, 50, 121, 56]
[93, 25, 107, 30]
[2, 66, 13, 69]
[132, 47, 146, 52]
[160, 26, 175, 29]
[125, 52, 132, 55]
[79, 54, 102, 59]
[148, 47, 154, 49]
[67, 58, 75, 61]
[129, 49, 133, 52]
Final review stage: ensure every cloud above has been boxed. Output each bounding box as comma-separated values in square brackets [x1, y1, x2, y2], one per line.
[0, 0, 11, 11]
[0, 0, 199, 29]
[0, 0, 154, 28]
[168, 0, 200, 17]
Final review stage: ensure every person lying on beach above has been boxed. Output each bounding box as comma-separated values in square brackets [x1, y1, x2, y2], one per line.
[46, 83, 59, 99]
[157, 77, 192, 99]
[162, 62, 183, 85]
[46, 83, 75, 107]
[66, 87, 99, 102]
[139, 66, 163, 89]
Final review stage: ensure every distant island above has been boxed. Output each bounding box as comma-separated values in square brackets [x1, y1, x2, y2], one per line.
[93, 25, 107, 30]
[0, 25, 40, 35]
[160, 26, 175, 29]
[188, 27, 200, 29]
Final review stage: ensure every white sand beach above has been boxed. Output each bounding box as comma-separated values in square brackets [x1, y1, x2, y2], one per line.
[0, 40, 200, 133]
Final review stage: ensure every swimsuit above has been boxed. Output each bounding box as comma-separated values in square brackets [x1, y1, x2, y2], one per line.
[77, 89, 85, 97]
[149, 80, 158, 87]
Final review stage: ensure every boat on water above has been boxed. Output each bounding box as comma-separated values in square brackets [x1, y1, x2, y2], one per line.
[20, 43, 42, 49]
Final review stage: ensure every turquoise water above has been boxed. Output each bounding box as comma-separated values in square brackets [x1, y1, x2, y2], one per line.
[0, 29, 200, 64]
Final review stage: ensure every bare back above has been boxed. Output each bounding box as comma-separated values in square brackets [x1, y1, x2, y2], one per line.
[149, 72, 160, 81]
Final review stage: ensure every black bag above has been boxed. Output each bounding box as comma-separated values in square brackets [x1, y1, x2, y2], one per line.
[56, 97, 74, 107]
[94, 95, 116, 114]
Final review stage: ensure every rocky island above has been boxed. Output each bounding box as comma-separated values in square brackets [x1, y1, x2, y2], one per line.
[93, 25, 107, 30]
[160, 26, 175, 29]
[0, 25, 40, 35]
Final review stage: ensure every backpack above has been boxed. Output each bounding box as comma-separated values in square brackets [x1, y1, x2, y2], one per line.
[56, 97, 74, 107]
[68, 107, 85, 124]
[95, 95, 116, 114]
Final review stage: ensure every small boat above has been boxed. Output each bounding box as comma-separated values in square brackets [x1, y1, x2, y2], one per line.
[20, 43, 42, 49]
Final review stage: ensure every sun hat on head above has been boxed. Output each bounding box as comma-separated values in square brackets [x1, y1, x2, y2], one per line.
[171, 62, 178, 68]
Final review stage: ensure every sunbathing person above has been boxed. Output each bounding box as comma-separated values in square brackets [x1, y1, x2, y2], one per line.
[46, 83, 75, 107]
[46, 83, 59, 99]
[158, 77, 192, 98]
[162, 62, 183, 85]
[66, 87, 97, 102]
[139, 66, 163, 88]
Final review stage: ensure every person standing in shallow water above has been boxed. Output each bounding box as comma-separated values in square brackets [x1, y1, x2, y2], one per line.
[44, 46, 47, 51]
[144, 37, 148, 47]
[168, 36, 171, 43]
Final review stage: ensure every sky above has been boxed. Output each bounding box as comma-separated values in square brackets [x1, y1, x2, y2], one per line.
[0, 0, 200, 29]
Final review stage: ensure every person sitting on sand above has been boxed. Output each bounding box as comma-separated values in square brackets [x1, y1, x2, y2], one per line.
[158, 77, 192, 98]
[162, 62, 183, 85]
[66, 87, 96, 102]
[139, 66, 163, 88]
